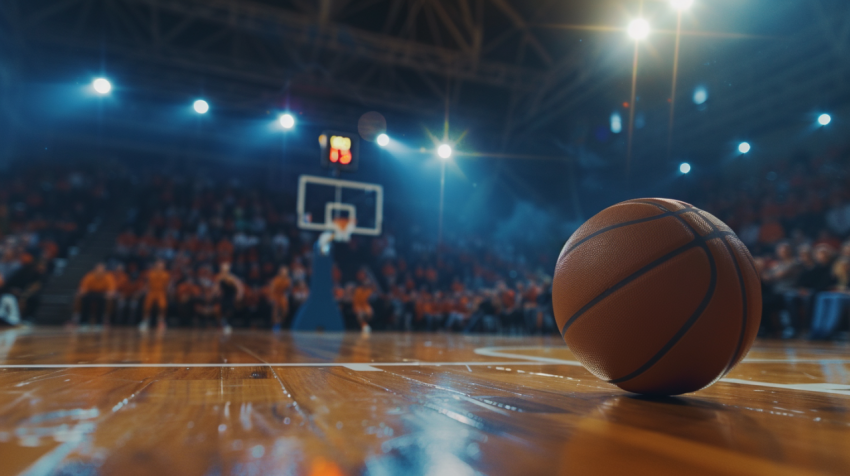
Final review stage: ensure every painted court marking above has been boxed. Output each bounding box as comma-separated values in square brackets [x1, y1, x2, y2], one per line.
[722, 379, 850, 397]
[0, 361, 566, 370]
[474, 345, 850, 365]
[2, 341, 850, 396]
[474, 346, 850, 397]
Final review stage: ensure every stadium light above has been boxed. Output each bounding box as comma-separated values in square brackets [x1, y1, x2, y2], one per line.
[679, 162, 691, 174]
[376, 133, 390, 147]
[437, 143, 452, 159]
[628, 19, 650, 40]
[279, 113, 295, 129]
[693, 87, 708, 105]
[193, 99, 209, 114]
[738, 142, 751, 154]
[92, 78, 112, 95]
[610, 112, 623, 134]
[671, 0, 694, 10]
[818, 114, 832, 126]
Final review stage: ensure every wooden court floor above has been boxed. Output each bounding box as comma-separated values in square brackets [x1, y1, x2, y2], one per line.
[1, 329, 849, 476]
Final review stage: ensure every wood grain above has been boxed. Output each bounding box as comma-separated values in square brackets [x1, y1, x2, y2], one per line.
[0, 329, 848, 475]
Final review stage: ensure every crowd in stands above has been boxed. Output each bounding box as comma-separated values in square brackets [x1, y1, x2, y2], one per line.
[0, 165, 113, 325]
[681, 145, 850, 340]
[71, 173, 555, 334]
[6, 145, 850, 340]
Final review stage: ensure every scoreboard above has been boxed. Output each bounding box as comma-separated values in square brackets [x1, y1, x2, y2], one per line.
[319, 131, 360, 172]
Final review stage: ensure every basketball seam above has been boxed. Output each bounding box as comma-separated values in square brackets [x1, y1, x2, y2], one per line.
[606, 211, 719, 385]
[559, 229, 734, 336]
[563, 208, 695, 257]
[628, 199, 693, 211]
[721, 235, 749, 374]
[690, 210, 750, 375]
[607, 242, 717, 385]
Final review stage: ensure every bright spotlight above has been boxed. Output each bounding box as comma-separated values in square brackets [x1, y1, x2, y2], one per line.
[376, 133, 390, 147]
[92, 78, 111, 95]
[671, 0, 694, 10]
[193, 99, 209, 114]
[818, 114, 831, 126]
[738, 142, 751, 154]
[679, 162, 691, 174]
[693, 87, 708, 105]
[279, 113, 295, 129]
[610, 112, 623, 134]
[628, 19, 650, 40]
[437, 144, 452, 159]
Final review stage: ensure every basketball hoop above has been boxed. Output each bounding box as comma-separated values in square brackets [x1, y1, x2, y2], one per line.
[331, 217, 356, 242]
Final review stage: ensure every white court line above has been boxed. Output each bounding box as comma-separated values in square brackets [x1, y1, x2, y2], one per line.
[0, 361, 568, 370]
[343, 364, 383, 371]
[723, 379, 850, 396]
[4, 345, 850, 397]
[474, 346, 850, 365]
[739, 358, 850, 363]
[474, 346, 850, 397]
[474, 346, 583, 365]
[2, 351, 849, 370]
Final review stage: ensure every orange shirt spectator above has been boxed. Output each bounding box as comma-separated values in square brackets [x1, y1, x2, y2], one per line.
[80, 270, 116, 294]
[111, 269, 129, 294]
[416, 291, 434, 319]
[523, 284, 540, 306]
[176, 281, 200, 303]
[500, 289, 517, 310]
[120, 275, 143, 298]
[270, 275, 292, 297]
[454, 295, 471, 316]
[353, 286, 373, 308]
[146, 269, 171, 295]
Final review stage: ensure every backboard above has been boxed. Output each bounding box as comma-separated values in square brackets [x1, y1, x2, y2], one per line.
[296, 175, 383, 237]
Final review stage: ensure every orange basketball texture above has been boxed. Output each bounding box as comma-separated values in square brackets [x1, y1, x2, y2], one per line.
[553, 198, 761, 395]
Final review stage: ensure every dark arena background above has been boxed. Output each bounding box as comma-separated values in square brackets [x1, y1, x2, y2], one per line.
[1, 1, 850, 474]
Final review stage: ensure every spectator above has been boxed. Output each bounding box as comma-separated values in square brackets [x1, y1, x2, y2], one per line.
[139, 260, 171, 332]
[352, 275, 376, 334]
[763, 243, 803, 338]
[215, 262, 244, 334]
[72, 263, 117, 326]
[268, 266, 292, 332]
[825, 195, 850, 237]
[0, 274, 21, 326]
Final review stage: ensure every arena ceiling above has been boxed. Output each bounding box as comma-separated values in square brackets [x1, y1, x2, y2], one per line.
[2, 0, 850, 185]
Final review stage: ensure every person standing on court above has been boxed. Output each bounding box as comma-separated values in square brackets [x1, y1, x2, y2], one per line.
[71, 262, 116, 327]
[268, 265, 292, 332]
[216, 262, 244, 334]
[353, 274, 376, 334]
[139, 260, 171, 332]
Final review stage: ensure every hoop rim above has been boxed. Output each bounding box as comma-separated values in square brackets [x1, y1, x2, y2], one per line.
[331, 217, 357, 242]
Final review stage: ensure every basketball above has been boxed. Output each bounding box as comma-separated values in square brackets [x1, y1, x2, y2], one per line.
[553, 198, 762, 395]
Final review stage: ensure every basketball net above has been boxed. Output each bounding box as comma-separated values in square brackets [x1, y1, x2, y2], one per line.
[331, 217, 356, 242]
